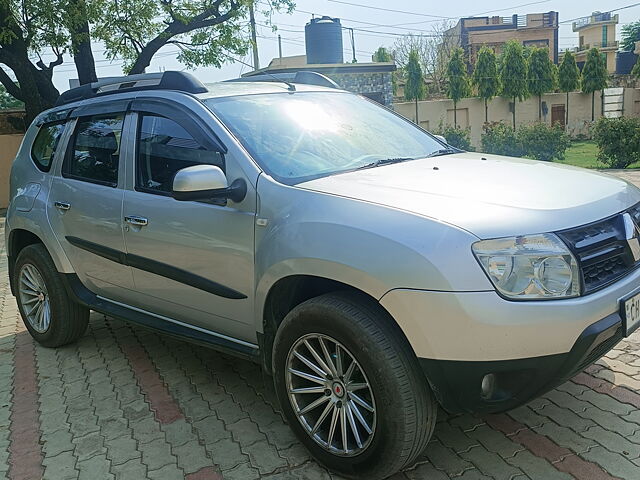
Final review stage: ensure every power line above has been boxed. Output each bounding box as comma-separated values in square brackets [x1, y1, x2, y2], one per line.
[325, 0, 450, 18]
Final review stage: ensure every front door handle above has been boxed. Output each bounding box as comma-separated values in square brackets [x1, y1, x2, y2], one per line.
[54, 201, 71, 211]
[124, 215, 148, 227]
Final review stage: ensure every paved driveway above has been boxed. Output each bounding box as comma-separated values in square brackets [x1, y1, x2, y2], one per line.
[2, 171, 640, 480]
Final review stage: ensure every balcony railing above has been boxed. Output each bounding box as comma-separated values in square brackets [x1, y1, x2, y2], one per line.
[576, 40, 618, 52]
[573, 12, 615, 30]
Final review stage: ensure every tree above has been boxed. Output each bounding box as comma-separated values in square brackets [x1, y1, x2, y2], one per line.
[582, 48, 608, 121]
[558, 50, 580, 127]
[527, 47, 555, 121]
[0, 83, 23, 109]
[372, 47, 392, 62]
[0, 0, 293, 123]
[392, 20, 455, 95]
[404, 49, 426, 124]
[446, 47, 470, 127]
[633, 56, 640, 78]
[500, 40, 528, 129]
[621, 21, 640, 52]
[472, 46, 499, 123]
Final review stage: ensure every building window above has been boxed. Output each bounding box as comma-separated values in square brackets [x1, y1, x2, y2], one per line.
[602, 25, 608, 47]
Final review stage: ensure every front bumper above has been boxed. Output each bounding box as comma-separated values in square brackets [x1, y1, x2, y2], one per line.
[419, 313, 623, 413]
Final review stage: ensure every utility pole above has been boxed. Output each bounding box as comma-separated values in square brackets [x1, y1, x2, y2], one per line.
[278, 34, 283, 60]
[249, 2, 260, 70]
[347, 27, 356, 63]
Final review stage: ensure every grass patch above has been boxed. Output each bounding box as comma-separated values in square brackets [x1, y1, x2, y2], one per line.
[557, 140, 640, 169]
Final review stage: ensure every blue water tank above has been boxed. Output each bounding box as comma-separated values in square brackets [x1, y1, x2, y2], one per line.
[305, 16, 344, 64]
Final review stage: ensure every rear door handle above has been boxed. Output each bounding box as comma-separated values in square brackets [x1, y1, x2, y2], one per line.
[54, 201, 71, 211]
[124, 215, 148, 227]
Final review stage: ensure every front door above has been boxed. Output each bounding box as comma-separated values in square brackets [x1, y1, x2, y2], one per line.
[48, 109, 135, 302]
[121, 108, 256, 342]
[551, 104, 566, 129]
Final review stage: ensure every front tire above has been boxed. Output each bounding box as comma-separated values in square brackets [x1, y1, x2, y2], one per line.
[14, 244, 89, 347]
[272, 292, 437, 479]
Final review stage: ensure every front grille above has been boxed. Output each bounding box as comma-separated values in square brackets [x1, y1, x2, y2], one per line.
[557, 204, 640, 294]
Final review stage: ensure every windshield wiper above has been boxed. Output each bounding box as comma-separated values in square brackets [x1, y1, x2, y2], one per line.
[355, 157, 416, 170]
[426, 148, 458, 158]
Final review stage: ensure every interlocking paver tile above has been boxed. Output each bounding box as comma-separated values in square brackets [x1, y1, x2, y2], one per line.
[42, 450, 78, 479]
[459, 445, 524, 479]
[506, 450, 572, 480]
[580, 445, 640, 479]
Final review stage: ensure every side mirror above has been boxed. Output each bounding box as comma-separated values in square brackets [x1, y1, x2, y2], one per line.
[172, 165, 247, 203]
[433, 134, 447, 144]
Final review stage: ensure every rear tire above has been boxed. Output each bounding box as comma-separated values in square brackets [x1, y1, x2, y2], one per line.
[14, 244, 89, 347]
[272, 292, 437, 479]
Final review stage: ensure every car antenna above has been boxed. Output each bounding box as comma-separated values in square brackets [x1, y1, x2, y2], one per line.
[223, 54, 296, 92]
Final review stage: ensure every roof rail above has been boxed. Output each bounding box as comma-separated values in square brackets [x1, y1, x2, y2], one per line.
[55, 71, 208, 107]
[226, 71, 340, 89]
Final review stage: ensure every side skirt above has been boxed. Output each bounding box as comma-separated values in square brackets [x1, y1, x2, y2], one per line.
[60, 273, 260, 362]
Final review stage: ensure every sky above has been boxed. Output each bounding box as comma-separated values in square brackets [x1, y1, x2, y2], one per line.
[46, 0, 640, 92]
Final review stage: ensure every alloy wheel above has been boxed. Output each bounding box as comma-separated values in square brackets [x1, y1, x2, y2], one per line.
[18, 263, 51, 333]
[286, 333, 377, 457]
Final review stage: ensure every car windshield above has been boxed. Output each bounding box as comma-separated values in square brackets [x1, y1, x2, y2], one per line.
[203, 91, 448, 184]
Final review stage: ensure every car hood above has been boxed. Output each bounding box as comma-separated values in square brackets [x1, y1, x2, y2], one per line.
[297, 152, 640, 239]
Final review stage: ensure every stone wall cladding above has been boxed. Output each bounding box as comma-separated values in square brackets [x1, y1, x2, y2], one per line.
[327, 72, 394, 106]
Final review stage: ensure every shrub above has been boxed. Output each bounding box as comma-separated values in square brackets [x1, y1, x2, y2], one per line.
[517, 122, 571, 161]
[436, 125, 474, 151]
[480, 122, 524, 157]
[480, 121, 570, 161]
[593, 117, 640, 169]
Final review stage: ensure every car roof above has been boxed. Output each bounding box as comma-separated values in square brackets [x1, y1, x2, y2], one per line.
[34, 80, 348, 126]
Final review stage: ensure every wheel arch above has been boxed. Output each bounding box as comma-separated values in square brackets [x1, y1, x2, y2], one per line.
[259, 274, 416, 375]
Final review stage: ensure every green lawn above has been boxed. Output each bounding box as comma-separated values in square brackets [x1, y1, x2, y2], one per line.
[556, 141, 602, 169]
[558, 141, 640, 169]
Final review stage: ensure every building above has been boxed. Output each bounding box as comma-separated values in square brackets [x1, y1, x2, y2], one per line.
[241, 17, 396, 106]
[444, 12, 559, 67]
[571, 11, 619, 73]
[242, 55, 396, 106]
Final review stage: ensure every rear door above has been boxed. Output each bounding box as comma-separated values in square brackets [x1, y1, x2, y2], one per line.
[48, 101, 135, 302]
[121, 99, 257, 342]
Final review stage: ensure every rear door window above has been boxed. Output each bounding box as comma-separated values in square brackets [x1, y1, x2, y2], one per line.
[63, 114, 125, 187]
[31, 122, 66, 172]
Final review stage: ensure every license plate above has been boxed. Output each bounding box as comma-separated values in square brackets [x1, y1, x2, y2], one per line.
[623, 292, 640, 336]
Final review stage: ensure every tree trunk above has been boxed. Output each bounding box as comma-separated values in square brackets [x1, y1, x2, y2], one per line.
[454, 100, 457, 128]
[414, 97, 419, 124]
[566, 91, 569, 129]
[591, 91, 595, 121]
[512, 97, 516, 129]
[538, 95, 542, 122]
[484, 98, 488, 123]
[68, 0, 97, 84]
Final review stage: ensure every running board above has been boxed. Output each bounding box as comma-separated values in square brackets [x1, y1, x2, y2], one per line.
[61, 273, 260, 361]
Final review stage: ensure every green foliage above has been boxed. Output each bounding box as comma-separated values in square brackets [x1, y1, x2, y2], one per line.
[581, 48, 608, 94]
[404, 49, 425, 102]
[621, 21, 640, 52]
[558, 50, 580, 93]
[481, 122, 523, 157]
[527, 47, 555, 97]
[435, 124, 474, 151]
[472, 46, 499, 102]
[446, 47, 470, 103]
[592, 117, 640, 169]
[0, 84, 23, 109]
[517, 122, 571, 161]
[500, 40, 528, 101]
[632, 56, 640, 79]
[481, 122, 570, 161]
[372, 46, 392, 62]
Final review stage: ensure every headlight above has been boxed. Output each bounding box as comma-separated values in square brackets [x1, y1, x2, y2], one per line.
[472, 233, 580, 300]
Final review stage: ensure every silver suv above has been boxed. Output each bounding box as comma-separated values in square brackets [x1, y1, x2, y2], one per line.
[6, 71, 640, 479]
